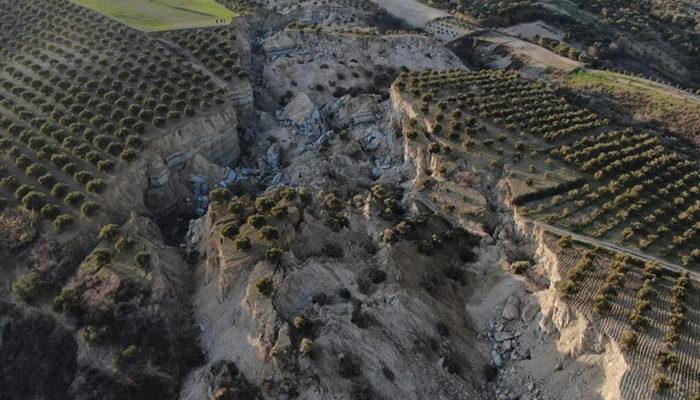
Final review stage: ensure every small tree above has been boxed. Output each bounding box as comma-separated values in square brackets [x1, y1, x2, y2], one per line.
[557, 235, 572, 248]
[259, 226, 279, 241]
[221, 223, 239, 239]
[209, 188, 231, 203]
[86, 179, 106, 193]
[81, 201, 99, 217]
[620, 330, 637, 351]
[40, 204, 60, 220]
[112, 345, 138, 372]
[54, 214, 73, 232]
[651, 373, 672, 392]
[98, 224, 120, 241]
[64, 191, 84, 206]
[235, 236, 251, 252]
[11, 271, 40, 302]
[93, 250, 113, 267]
[247, 214, 266, 228]
[22, 191, 46, 211]
[255, 276, 274, 296]
[511, 260, 531, 274]
[135, 251, 151, 269]
[265, 247, 283, 262]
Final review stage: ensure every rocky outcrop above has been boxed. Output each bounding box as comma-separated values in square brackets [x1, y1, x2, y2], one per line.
[51, 213, 201, 400]
[181, 187, 493, 399]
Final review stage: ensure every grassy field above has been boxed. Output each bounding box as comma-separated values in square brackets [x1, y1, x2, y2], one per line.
[565, 69, 700, 146]
[71, 0, 236, 31]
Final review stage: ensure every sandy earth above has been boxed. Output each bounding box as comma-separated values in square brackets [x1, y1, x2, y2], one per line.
[475, 31, 583, 71]
[370, 0, 449, 27]
[499, 21, 567, 41]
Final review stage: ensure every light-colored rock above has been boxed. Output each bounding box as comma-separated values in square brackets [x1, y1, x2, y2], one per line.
[285, 92, 319, 126]
[521, 301, 540, 324]
[502, 296, 520, 320]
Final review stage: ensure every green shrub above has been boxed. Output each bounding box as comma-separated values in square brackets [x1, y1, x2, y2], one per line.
[557, 235, 572, 248]
[74, 171, 94, 185]
[51, 183, 69, 198]
[38, 173, 56, 187]
[259, 226, 279, 241]
[40, 204, 60, 220]
[98, 224, 120, 241]
[265, 247, 283, 262]
[97, 159, 115, 172]
[620, 330, 637, 351]
[120, 148, 137, 161]
[53, 287, 81, 314]
[281, 188, 297, 201]
[112, 345, 138, 372]
[247, 214, 266, 228]
[227, 199, 247, 215]
[511, 260, 531, 274]
[657, 350, 678, 369]
[234, 235, 251, 251]
[558, 279, 577, 295]
[14, 184, 33, 201]
[64, 191, 84, 206]
[93, 250, 113, 266]
[293, 315, 313, 335]
[86, 179, 106, 193]
[22, 191, 46, 211]
[271, 205, 288, 218]
[255, 276, 274, 297]
[26, 163, 46, 178]
[221, 223, 239, 239]
[299, 338, 314, 355]
[80, 325, 101, 348]
[135, 251, 151, 269]
[114, 235, 135, 253]
[11, 271, 40, 302]
[651, 373, 672, 392]
[54, 214, 73, 232]
[299, 188, 312, 204]
[80, 201, 99, 217]
[209, 188, 231, 203]
[628, 312, 649, 329]
[62, 162, 77, 175]
[254, 196, 274, 211]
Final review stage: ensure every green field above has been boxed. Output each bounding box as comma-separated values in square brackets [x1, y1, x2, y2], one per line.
[564, 69, 700, 146]
[71, 0, 236, 31]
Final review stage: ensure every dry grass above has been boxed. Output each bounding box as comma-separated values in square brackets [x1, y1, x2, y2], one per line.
[0, 209, 35, 251]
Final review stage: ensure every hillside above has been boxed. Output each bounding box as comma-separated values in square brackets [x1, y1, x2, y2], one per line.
[0, 1, 698, 400]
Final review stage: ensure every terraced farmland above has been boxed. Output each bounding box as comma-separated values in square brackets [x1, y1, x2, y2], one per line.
[0, 0, 234, 238]
[392, 69, 699, 268]
[549, 236, 700, 399]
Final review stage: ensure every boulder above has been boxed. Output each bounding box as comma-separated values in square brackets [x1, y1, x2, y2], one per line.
[501, 296, 520, 320]
[521, 300, 540, 324]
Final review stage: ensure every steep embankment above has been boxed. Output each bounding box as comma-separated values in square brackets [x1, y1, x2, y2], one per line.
[389, 79, 632, 400]
[181, 186, 492, 400]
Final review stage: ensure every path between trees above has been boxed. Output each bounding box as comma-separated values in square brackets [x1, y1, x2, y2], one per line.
[529, 219, 700, 281]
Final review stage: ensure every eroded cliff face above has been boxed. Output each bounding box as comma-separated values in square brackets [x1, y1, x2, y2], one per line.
[181, 187, 493, 400]
[388, 82, 632, 400]
[141, 108, 241, 219]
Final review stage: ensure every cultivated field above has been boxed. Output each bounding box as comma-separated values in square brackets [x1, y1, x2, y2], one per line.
[70, 0, 236, 31]
[549, 236, 700, 399]
[564, 69, 700, 147]
[392, 69, 699, 268]
[0, 0, 234, 239]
